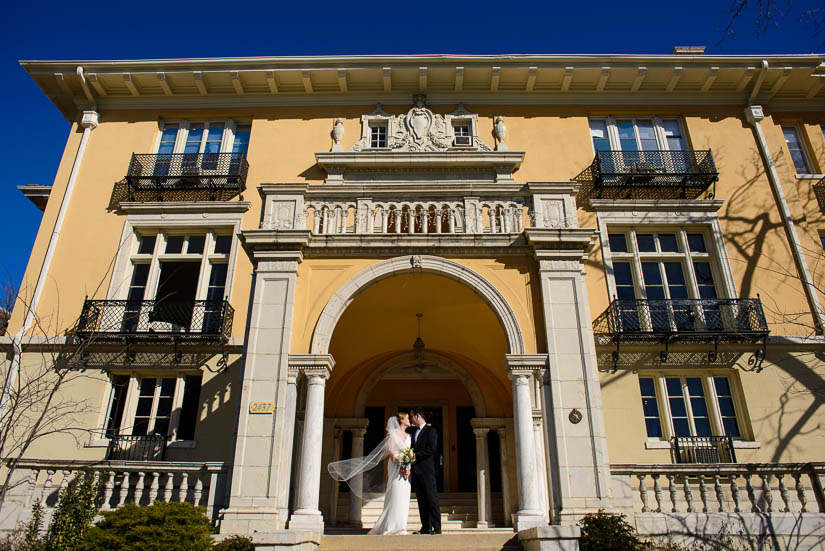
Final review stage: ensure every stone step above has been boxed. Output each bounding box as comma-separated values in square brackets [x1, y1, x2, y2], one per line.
[317, 533, 521, 551]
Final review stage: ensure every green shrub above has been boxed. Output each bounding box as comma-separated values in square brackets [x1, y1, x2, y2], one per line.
[25, 471, 104, 551]
[79, 501, 213, 551]
[578, 510, 648, 551]
[213, 535, 254, 551]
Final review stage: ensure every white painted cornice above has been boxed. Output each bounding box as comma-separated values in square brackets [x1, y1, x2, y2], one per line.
[590, 199, 725, 212]
[315, 151, 525, 170]
[118, 201, 251, 214]
[21, 54, 825, 121]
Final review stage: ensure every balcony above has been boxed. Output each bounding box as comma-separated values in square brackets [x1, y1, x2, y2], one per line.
[125, 152, 248, 202]
[673, 435, 737, 464]
[589, 149, 719, 199]
[106, 434, 167, 462]
[594, 298, 769, 370]
[76, 299, 234, 345]
[813, 176, 825, 213]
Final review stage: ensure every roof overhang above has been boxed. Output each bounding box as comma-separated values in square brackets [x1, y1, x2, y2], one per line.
[19, 53, 825, 121]
[18, 184, 52, 211]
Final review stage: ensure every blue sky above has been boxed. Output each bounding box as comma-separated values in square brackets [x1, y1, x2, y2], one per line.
[1, 0, 821, 298]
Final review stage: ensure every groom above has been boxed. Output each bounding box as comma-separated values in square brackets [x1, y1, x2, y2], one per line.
[407, 407, 441, 535]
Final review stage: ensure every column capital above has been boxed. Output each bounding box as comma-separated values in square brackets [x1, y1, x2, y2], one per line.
[287, 367, 299, 385]
[473, 427, 491, 438]
[505, 354, 547, 378]
[334, 417, 369, 433]
[252, 250, 304, 273]
[289, 354, 334, 381]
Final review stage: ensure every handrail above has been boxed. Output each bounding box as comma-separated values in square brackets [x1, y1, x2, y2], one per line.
[125, 152, 248, 201]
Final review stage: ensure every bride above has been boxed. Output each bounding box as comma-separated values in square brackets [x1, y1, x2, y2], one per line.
[328, 413, 412, 535]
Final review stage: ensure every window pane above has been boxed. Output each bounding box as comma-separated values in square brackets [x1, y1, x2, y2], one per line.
[782, 126, 811, 173]
[613, 261, 636, 300]
[658, 234, 678, 252]
[187, 235, 205, 254]
[617, 120, 638, 151]
[165, 236, 184, 254]
[687, 233, 707, 253]
[664, 262, 689, 299]
[138, 235, 156, 255]
[685, 377, 710, 437]
[232, 125, 251, 155]
[589, 120, 611, 152]
[693, 262, 718, 299]
[184, 125, 204, 154]
[637, 120, 658, 151]
[638, 378, 662, 438]
[714, 377, 740, 437]
[608, 233, 628, 252]
[636, 234, 655, 252]
[214, 235, 232, 254]
[130, 263, 150, 288]
[641, 263, 664, 300]
[104, 375, 129, 438]
[177, 375, 203, 441]
[204, 125, 225, 154]
[158, 126, 178, 154]
[662, 120, 685, 151]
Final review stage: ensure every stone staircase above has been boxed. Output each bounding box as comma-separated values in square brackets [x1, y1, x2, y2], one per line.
[317, 533, 521, 551]
[332, 492, 506, 531]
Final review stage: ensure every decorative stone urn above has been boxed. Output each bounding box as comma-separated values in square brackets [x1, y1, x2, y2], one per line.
[331, 118, 345, 151]
[494, 116, 508, 151]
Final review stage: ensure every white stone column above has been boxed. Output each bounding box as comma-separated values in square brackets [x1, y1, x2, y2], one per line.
[507, 359, 548, 531]
[348, 427, 367, 526]
[289, 360, 333, 533]
[328, 427, 343, 525]
[497, 427, 513, 527]
[534, 250, 612, 523]
[220, 251, 303, 534]
[473, 427, 493, 528]
[533, 412, 550, 520]
[277, 368, 299, 520]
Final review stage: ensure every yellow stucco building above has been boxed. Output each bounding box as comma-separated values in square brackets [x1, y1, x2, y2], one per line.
[2, 53, 825, 550]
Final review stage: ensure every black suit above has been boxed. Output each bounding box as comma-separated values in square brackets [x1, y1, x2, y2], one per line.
[409, 423, 441, 533]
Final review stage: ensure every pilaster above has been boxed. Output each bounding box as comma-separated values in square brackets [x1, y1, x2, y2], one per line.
[220, 251, 302, 534]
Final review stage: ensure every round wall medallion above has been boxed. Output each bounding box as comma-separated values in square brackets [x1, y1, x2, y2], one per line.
[568, 408, 583, 424]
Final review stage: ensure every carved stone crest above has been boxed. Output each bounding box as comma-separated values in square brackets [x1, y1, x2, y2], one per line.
[351, 97, 491, 152]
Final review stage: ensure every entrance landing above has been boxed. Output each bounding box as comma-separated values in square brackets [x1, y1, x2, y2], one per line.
[317, 532, 521, 551]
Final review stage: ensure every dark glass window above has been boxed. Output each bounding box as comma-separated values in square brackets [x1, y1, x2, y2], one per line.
[714, 377, 741, 437]
[658, 234, 678, 252]
[639, 378, 662, 438]
[687, 233, 707, 253]
[187, 235, 205, 254]
[104, 375, 129, 438]
[666, 377, 690, 437]
[138, 235, 156, 255]
[613, 262, 636, 300]
[214, 235, 232, 254]
[686, 378, 711, 436]
[177, 375, 203, 441]
[165, 236, 184, 254]
[608, 233, 628, 252]
[636, 234, 656, 252]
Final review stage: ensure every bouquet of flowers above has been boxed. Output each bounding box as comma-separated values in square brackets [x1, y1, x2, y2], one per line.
[396, 447, 415, 469]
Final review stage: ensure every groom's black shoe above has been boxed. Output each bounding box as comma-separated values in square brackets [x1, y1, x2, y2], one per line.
[412, 530, 431, 535]
[431, 531, 442, 535]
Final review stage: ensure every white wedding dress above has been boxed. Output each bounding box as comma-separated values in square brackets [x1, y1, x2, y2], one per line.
[327, 418, 411, 535]
[369, 433, 411, 535]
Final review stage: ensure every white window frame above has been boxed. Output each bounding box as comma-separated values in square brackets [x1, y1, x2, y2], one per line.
[368, 120, 389, 149]
[595, 206, 737, 303]
[638, 372, 751, 443]
[780, 124, 815, 176]
[450, 118, 474, 147]
[589, 116, 690, 154]
[99, 372, 198, 443]
[153, 119, 251, 155]
[107, 208, 246, 304]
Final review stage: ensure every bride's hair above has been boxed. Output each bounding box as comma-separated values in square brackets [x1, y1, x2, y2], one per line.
[396, 412, 409, 423]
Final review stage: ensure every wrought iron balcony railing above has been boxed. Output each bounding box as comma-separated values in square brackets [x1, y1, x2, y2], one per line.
[594, 298, 769, 370]
[105, 434, 167, 462]
[673, 435, 737, 464]
[76, 299, 234, 343]
[591, 150, 719, 198]
[125, 152, 248, 201]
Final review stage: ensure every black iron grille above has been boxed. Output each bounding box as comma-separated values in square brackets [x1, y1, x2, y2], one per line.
[125, 153, 248, 201]
[673, 435, 737, 463]
[591, 150, 718, 197]
[595, 298, 768, 341]
[105, 434, 167, 461]
[76, 299, 233, 343]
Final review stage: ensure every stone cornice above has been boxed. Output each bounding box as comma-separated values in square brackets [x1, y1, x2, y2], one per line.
[118, 201, 252, 215]
[259, 181, 530, 197]
[590, 199, 724, 212]
[524, 227, 598, 252]
[315, 151, 525, 170]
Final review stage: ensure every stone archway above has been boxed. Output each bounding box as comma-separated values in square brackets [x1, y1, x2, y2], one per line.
[309, 255, 525, 356]
[354, 350, 488, 418]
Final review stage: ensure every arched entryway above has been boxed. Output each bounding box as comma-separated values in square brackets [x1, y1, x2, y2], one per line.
[313, 260, 520, 529]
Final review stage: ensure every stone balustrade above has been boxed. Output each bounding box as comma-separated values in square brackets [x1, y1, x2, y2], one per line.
[1, 460, 227, 530]
[299, 199, 527, 235]
[612, 463, 825, 515]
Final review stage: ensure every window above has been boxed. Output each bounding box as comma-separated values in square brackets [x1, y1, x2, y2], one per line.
[589, 117, 687, 152]
[125, 230, 233, 332]
[154, 120, 251, 176]
[104, 373, 202, 440]
[452, 121, 472, 146]
[369, 123, 387, 148]
[638, 374, 744, 440]
[607, 228, 721, 331]
[781, 125, 813, 174]
[820, 233, 825, 252]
